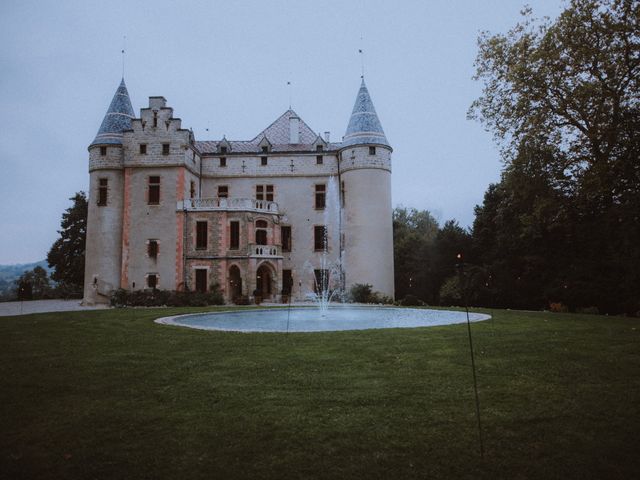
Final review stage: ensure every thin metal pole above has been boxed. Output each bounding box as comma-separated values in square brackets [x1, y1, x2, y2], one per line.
[465, 284, 485, 458]
[457, 255, 484, 458]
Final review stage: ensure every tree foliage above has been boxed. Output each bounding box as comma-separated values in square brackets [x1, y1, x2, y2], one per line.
[47, 192, 88, 293]
[393, 207, 439, 303]
[469, 0, 640, 314]
[15, 266, 52, 300]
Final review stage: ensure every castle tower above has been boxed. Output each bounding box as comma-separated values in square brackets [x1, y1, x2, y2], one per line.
[83, 79, 134, 304]
[339, 79, 394, 298]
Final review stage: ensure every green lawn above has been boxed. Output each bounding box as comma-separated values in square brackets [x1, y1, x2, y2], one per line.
[1, 306, 639, 479]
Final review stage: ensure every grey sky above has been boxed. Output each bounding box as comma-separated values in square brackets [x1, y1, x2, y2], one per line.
[0, 0, 564, 265]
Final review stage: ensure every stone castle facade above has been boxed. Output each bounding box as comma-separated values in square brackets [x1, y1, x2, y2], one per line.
[83, 77, 394, 304]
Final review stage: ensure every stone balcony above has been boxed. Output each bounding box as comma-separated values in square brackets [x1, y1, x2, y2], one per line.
[248, 244, 281, 258]
[178, 197, 279, 214]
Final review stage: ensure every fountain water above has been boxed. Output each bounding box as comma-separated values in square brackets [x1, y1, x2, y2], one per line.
[304, 176, 343, 316]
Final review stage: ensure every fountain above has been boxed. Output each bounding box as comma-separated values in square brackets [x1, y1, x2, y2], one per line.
[304, 176, 343, 316]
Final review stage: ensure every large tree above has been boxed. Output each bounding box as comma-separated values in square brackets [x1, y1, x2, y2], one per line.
[47, 192, 88, 293]
[469, 0, 640, 314]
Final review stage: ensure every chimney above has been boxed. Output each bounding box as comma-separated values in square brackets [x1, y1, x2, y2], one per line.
[324, 131, 330, 143]
[289, 116, 299, 144]
[149, 96, 167, 109]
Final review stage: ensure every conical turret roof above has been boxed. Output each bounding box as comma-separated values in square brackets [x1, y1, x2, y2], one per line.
[91, 78, 134, 146]
[342, 78, 389, 148]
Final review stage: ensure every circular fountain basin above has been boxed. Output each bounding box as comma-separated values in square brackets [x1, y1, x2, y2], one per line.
[156, 306, 491, 333]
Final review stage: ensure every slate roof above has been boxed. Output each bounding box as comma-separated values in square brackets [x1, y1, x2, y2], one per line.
[195, 109, 342, 154]
[342, 79, 390, 148]
[91, 78, 135, 146]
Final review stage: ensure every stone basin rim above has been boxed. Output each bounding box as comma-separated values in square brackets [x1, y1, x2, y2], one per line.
[154, 306, 492, 333]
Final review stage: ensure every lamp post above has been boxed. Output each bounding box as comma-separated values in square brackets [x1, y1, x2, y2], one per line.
[456, 253, 484, 459]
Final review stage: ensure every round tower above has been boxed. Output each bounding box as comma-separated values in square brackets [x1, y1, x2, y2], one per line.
[339, 79, 395, 299]
[83, 79, 134, 304]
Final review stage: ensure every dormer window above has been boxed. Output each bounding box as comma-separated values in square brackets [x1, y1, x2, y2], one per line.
[220, 146, 228, 154]
[262, 146, 269, 153]
[316, 145, 323, 152]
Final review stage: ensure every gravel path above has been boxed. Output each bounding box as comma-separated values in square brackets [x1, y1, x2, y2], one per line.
[0, 299, 109, 317]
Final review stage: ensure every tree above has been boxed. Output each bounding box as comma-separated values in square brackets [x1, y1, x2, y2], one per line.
[14, 266, 51, 300]
[469, 0, 640, 314]
[393, 207, 439, 303]
[470, 0, 639, 172]
[47, 192, 88, 294]
[432, 220, 473, 303]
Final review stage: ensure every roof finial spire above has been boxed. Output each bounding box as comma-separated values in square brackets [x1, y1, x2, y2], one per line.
[359, 36, 365, 79]
[121, 35, 126, 79]
[287, 79, 292, 109]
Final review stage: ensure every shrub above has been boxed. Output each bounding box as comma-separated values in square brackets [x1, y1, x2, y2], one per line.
[110, 287, 225, 308]
[349, 283, 373, 303]
[400, 294, 424, 307]
[549, 302, 569, 313]
[369, 292, 394, 305]
[110, 288, 128, 308]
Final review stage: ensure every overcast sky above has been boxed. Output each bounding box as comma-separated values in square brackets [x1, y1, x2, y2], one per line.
[0, 0, 565, 265]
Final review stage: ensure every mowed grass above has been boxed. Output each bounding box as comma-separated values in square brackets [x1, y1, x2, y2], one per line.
[1, 306, 639, 479]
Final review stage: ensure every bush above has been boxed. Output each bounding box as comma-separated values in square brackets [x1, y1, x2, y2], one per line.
[349, 284, 373, 303]
[549, 302, 569, 313]
[348, 284, 393, 305]
[206, 287, 225, 306]
[399, 294, 424, 307]
[369, 292, 394, 305]
[110, 288, 128, 308]
[110, 285, 225, 308]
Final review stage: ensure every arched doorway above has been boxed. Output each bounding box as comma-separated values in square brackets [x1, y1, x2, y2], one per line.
[256, 263, 273, 300]
[228, 265, 242, 300]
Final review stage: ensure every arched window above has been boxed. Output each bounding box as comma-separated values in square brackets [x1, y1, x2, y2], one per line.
[256, 220, 268, 245]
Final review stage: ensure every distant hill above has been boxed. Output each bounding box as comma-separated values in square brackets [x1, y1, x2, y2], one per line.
[0, 260, 51, 281]
[0, 260, 51, 296]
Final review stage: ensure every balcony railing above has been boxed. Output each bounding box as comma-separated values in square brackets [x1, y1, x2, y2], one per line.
[179, 197, 279, 213]
[248, 244, 281, 257]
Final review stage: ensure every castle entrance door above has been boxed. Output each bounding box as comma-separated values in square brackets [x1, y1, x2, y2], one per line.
[256, 264, 272, 300]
